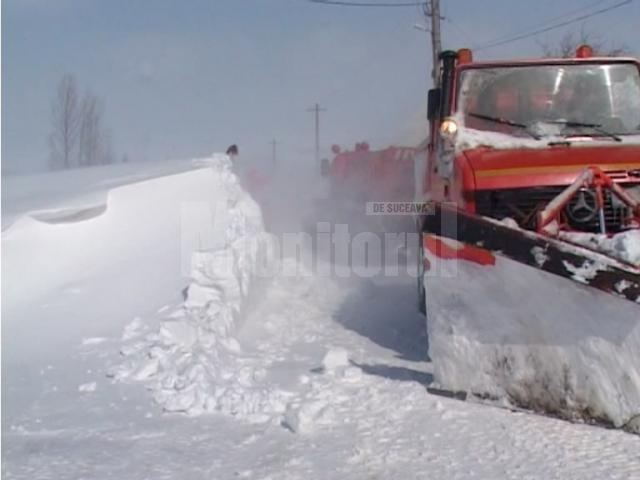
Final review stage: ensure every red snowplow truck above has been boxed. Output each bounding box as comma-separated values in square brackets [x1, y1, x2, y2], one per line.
[418, 46, 640, 429]
[315, 142, 416, 231]
[329, 143, 415, 205]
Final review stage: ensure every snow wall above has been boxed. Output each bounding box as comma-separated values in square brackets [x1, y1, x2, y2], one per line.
[425, 252, 640, 434]
[110, 156, 286, 419]
[3, 154, 277, 418]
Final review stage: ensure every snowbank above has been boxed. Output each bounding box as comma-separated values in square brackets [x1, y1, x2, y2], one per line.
[111, 155, 284, 419]
[1, 157, 237, 319]
[424, 251, 640, 432]
[1, 159, 199, 230]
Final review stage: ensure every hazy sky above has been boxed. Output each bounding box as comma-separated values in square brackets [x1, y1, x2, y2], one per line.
[3, 0, 639, 173]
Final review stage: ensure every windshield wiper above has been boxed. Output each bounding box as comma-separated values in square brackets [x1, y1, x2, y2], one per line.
[467, 112, 541, 140]
[545, 120, 622, 142]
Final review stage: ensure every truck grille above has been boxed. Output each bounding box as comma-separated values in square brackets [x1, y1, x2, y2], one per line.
[475, 186, 635, 233]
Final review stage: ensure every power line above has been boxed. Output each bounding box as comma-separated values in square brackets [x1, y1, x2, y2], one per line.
[445, 17, 474, 45]
[475, 0, 633, 51]
[474, 0, 609, 48]
[473, 0, 634, 51]
[308, 0, 425, 7]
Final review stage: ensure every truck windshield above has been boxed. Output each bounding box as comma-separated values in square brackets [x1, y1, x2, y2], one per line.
[458, 63, 640, 137]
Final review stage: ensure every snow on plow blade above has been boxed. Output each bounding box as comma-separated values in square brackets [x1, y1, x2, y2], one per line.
[422, 204, 640, 431]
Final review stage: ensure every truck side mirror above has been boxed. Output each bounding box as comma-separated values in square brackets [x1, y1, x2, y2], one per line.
[427, 88, 441, 121]
[320, 158, 330, 177]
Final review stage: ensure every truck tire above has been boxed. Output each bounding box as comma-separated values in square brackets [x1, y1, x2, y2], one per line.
[417, 233, 427, 316]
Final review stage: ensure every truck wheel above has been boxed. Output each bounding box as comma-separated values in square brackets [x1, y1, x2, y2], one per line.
[417, 234, 427, 316]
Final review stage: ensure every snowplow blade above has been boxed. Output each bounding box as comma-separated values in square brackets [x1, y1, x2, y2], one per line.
[423, 203, 640, 303]
[421, 203, 640, 432]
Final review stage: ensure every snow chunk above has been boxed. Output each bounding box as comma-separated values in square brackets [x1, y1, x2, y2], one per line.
[282, 400, 332, 434]
[561, 230, 640, 267]
[531, 246, 549, 268]
[321, 348, 350, 373]
[78, 382, 97, 393]
[131, 358, 160, 381]
[626, 415, 640, 434]
[81, 337, 107, 346]
[500, 217, 520, 229]
[615, 280, 638, 303]
[341, 366, 363, 383]
[562, 259, 606, 283]
[122, 317, 145, 341]
[159, 320, 198, 349]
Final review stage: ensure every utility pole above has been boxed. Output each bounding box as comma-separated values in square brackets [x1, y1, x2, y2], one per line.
[269, 139, 277, 167]
[425, 0, 442, 86]
[307, 103, 326, 166]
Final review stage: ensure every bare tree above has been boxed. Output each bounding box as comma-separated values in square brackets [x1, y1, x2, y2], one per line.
[78, 93, 100, 166]
[101, 129, 115, 166]
[49, 75, 116, 169]
[76, 90, 116, 167]
[540, 26, 628, 58]
[49, 74, 80, 170]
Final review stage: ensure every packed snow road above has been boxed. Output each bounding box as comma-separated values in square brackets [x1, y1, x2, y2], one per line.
[2, 157, 639, 479]
[3, 261, 639, 479]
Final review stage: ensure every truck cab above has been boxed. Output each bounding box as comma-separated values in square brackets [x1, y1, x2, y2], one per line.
[422, 46, 640, 233]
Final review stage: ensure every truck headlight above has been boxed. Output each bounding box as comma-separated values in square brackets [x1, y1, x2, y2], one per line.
[440, 117, 458, 139]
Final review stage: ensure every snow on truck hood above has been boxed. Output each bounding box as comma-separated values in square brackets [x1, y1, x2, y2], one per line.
[458, 130, 640, 190]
